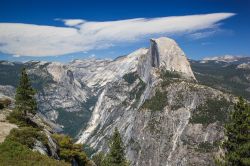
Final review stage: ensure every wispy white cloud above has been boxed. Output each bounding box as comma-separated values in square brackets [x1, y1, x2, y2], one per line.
[12, 54, 20, 57]
[0, 13, 235, 57]
[188, 30, 217, 40]
[59, 19, 86, 26]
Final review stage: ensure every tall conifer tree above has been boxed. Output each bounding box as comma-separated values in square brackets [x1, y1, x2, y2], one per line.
[15, 68, 37, 116]
[222, 97, 250, 165]
[107, 127, 129, 166]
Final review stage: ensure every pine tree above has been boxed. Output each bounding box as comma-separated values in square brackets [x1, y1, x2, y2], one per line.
[222, 97, 250, 166]
[15, 68, 37, 116]
[107, 127, 129, 166]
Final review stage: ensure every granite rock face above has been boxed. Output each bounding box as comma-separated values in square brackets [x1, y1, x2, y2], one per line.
[77, 37, 196, 143]
[76, 37, 233, 166]
[0, 37, 236, 165]
[77, 75, 233, 166]
[150, 37, 195, 79]
[23, 37, 195, 138]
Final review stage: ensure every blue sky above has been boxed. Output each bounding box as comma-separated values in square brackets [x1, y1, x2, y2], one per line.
[0, 0, 249, 62]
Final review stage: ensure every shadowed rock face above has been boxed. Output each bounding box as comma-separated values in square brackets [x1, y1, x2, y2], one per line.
[150, 39, 160, 68]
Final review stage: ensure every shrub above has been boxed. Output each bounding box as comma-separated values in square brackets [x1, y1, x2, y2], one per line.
[5, 127, 47, 149]
[7, 110, 28, 126]
[52, 134, 92, 165]
[7, 110, 38, 127]
[0, 140, 69, 166]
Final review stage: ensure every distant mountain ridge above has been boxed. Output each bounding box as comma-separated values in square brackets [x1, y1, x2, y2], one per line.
[191, 56, 250, 100]
[202, 55, 250, 63]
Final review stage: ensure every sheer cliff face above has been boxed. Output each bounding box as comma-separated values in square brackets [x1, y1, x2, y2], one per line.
[150, 37, 195, 79]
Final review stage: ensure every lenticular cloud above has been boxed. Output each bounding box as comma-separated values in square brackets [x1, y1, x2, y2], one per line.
[0, 13, 235, 57]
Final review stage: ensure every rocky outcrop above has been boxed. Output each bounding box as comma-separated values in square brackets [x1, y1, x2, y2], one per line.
[33, 140, 49, 155]
[0, 107, 61, 159]
[237, 62, 250, 69]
